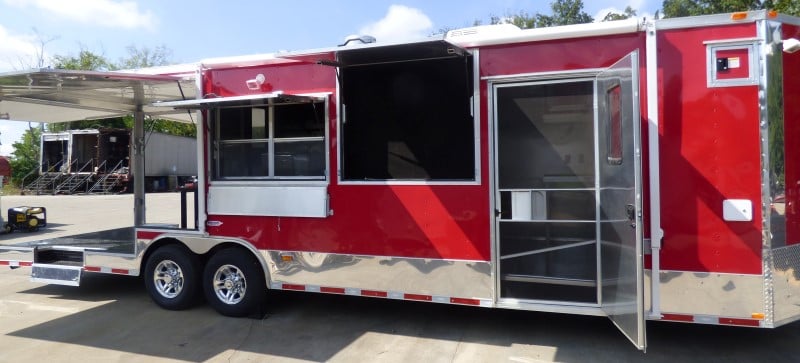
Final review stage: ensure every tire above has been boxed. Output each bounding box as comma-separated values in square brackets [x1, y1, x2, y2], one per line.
[144, 245, 202, 310]
[203, 248, 266, 317]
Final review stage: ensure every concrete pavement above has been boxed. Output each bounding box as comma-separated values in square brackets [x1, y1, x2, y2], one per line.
[0, 194, 799, 362]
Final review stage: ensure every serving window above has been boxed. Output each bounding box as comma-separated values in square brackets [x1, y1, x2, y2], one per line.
[213, 100, 326, 180]
[338, 43, 475, 182]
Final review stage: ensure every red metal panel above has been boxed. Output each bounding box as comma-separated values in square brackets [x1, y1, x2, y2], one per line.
[207, 184, 490, 260]
[660, 313, 694, 322]
[449, 297, 482, 306]
[479, 33, 652, 240]
[136, 231, 161, 240]
[783, 24, 800, 245]
[360, 289, 388, 298]
[719, 317, 761, 327]
[203, 34, 649, 263]
[479, 33, 645, 76]
[203, 61, 490, 261]
[657, 23, 762, 274]
[204, 63, 335, 97]
[320, 287, 346, 294]
[714, 48, 751, 80]
[404, 293, 433, 302]
[283, 284, 306, 291]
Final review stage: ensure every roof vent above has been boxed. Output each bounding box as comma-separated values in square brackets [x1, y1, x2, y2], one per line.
[340, 35, 377, 46]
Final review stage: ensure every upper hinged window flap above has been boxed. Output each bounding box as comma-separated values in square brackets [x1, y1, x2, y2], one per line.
[277, 38, 469, 68]
[152, 92, 324, 110]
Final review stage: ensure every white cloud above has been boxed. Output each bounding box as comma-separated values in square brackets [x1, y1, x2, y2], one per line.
[358, 5, 433, 43]
[0, 25, 39, 71]
[0, 122, 32, 156]
[4, 0, 157, 30]
[593, 0, 657, 21]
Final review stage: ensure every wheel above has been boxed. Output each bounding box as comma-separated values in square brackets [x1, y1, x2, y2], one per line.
[203, 248, 266, 317]
[144, 245, 202, 310]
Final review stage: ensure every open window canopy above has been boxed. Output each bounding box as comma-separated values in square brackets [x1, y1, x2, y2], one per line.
[152, 92, 324, 110]
[279, 38, 468, 67]
[0, 69, 196, 123]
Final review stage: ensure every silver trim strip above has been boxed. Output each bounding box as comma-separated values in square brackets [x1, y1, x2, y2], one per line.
[482, 68, 606, 82]
[703, 37, 761, 45]
[645, 19, 663, 319]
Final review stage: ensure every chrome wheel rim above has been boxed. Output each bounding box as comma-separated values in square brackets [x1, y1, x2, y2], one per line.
[153, 260, 184, 298]
[212, 264, 246, 305]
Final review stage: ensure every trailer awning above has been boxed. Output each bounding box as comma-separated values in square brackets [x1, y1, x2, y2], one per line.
[278, 37, 469, 67]
[152, 92, 324, 110]
[0, 69, 197, 123]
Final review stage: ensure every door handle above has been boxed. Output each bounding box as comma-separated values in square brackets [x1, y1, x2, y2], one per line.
[626, 204, 636, 228]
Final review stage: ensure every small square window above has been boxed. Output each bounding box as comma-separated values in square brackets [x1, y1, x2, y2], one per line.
[706, 42, 758, 88]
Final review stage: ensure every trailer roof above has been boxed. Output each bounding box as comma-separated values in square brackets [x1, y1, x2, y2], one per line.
[0, 69, 197, 123]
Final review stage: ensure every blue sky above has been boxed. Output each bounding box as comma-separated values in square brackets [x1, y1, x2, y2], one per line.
[0, 0, 656, 155]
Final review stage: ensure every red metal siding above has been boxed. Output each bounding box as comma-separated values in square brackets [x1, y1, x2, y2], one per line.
[208, 185, 490, 260]
[203, 62, 491, 261]
[783, 24, 800, 245]
[480, 33, 651, 238]
[479, 33, 646, 77]
[658, 23, 762, 274]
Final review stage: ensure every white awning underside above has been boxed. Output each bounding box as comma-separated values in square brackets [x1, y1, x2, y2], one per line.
[0, 69, 197, 123]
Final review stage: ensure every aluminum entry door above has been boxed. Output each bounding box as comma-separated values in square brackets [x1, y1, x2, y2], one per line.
[596, 50, 645, 350]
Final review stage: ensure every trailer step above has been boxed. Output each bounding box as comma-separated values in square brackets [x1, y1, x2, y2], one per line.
[36, 248, 83, 266]
[31, 263, 82, 286]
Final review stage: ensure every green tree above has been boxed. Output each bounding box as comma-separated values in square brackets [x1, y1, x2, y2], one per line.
[52, 47, 116, 71]
[47, 45, 194, 137]
[764, 0, 800, 16]
[549, 0, 594, 24]
[118, 44, 172, 69]
[9, 126, 41, 186]
[485, 0, 594, 29]
[603, 6, 638, 21]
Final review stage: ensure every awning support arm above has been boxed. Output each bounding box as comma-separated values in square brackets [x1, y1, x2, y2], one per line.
[133, 84, 146, 226]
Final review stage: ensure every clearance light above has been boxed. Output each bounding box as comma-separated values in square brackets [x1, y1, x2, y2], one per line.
[768, 10, 778, 18]
[731, 12, 748, 21]
[752, 312, 765, 320]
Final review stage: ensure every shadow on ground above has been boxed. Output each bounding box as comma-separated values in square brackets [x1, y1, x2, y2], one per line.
[8, 273, 800, 362]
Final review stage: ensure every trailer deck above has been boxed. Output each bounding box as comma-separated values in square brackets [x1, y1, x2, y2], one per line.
[0, 227, 139, 286]
[8, 227, 136, 256]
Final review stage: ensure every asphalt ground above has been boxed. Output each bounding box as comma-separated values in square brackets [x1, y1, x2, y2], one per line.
[0, 194, 799, 362]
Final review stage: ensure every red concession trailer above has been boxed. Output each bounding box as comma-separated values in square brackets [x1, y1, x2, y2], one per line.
[1, 11, 799, 350]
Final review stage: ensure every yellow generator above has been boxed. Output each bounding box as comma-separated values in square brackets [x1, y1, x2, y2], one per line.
[7, 207, 47, 232]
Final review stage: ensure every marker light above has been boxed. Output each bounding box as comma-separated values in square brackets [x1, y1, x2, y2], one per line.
[731, 12, 748, 21]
